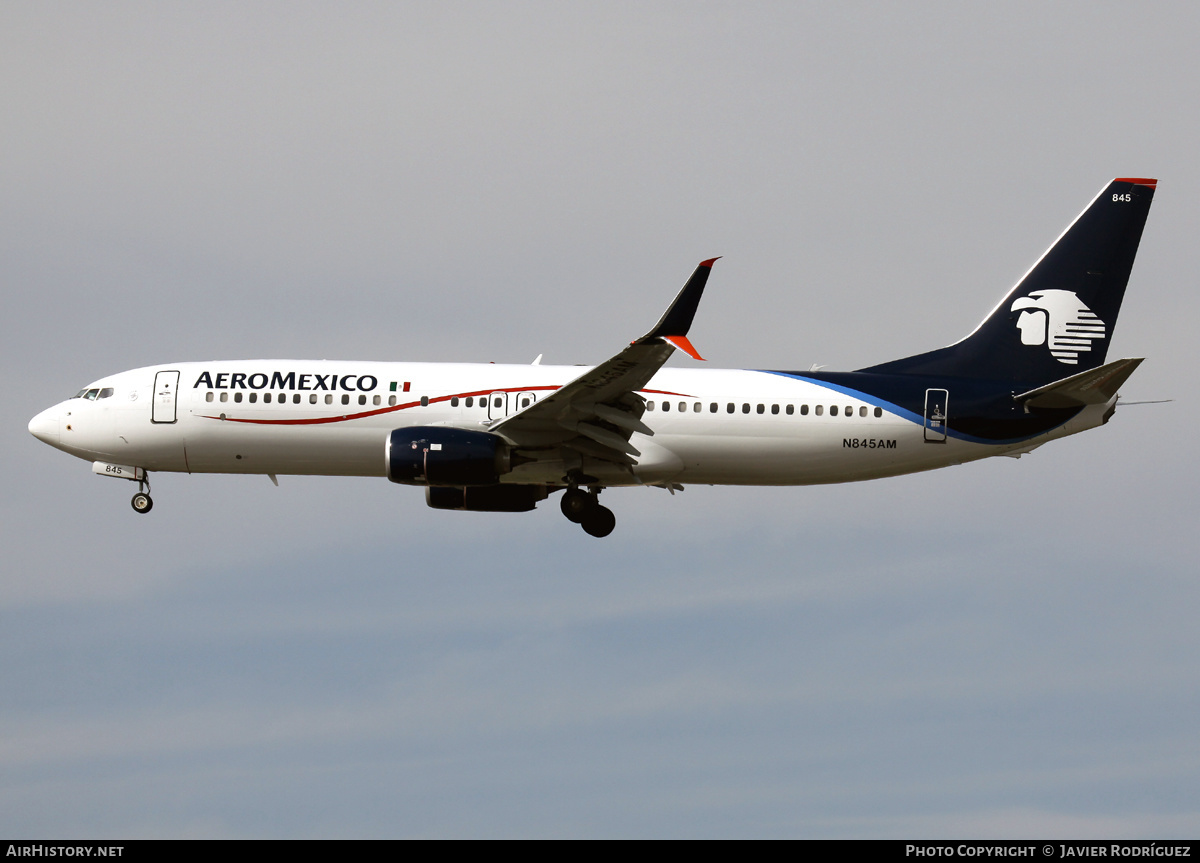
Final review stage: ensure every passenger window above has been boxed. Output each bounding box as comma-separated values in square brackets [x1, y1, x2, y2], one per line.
[310, 394, 318, 404]
[358, 394, 367, 405]
[693, 402, 701, 412]
[220, 392, 229, 403]
[727, 403, 735, 413]
[373, 395, 381, 406]
[249, 392, 257, 403]
[786, 404, 794, 415]
[521, 397, 531, 408]
[234, 392, 243, 403]
[465, 396, 473, 407]
[646, 401, 655, 411]
[662, 402, 670, 412]
[493, 397, 501, 408]
[293, 394, 301, 404]
[451, 397, 459, 407]
[874, 407, 883, 418]
[845, 405, 852, 415]
[264, 393, 272, 404]
[206, 392, 214, 403]
[387, 395, 395, 406]
[742, 403, 750, 414]
[771, 404, 779, 415]
[678, 401, 686, 412]
[859, 406, 867, 417]
[279, 393, 286, 403]
[709, 403, 718, 413]
[830, 405, 838, 416]
[815, 405, 824, 416]
[756, 404, 764, 414]
[341, 394, 350, 405]
[800, 404, 809, 415]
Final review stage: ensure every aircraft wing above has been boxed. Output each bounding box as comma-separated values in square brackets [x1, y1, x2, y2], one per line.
[488, 258, 718, 476]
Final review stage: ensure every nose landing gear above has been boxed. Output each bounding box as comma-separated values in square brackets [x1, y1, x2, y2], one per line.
[560, 487, 616, 537]
[130, 476, 153, 514]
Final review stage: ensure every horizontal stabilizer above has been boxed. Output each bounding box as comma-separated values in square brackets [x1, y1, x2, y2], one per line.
[1015, 357, 1143, 409]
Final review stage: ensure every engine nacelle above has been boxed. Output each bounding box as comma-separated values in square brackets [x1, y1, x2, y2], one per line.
[387, 426, 511, 486]
[426, 485, 548, 512]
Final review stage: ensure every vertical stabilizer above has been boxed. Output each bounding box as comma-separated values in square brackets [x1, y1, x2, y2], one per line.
[863, 178, 1156, 384]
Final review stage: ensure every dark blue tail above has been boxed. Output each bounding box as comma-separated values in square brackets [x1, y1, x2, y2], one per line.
[862, 178, 1156, 385]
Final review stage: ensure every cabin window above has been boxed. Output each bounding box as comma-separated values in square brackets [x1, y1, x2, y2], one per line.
[233, 392, 243, 403]
[246, 392, 255, 403]
[358, 394, 367, 405]
[859, 406, 867, 417]
[278, 393, 286, 403]
[874, 406, 883, 418]
[756, 404, 764, 414]
[845, 405, 852, 415]
[771, 404, 779, 415]
[741, 403, 750, 413]
[293, 394, 301, 404]
[463, 396, 472, 407]
[727, 403, 735, 414]
[373, 395, 381, 406]
[205, 392, 214, 403]
[815, 405, 824, 416]
[341, 394, 350, 405]
[451, 397, 459, 407]
[492, 397, 501, 408]
[307, 394, 315, 404]
[264, 393, 272, 404]
[830, 405, 838, 416]
[662, 401, 670, 412]
[645, 401, 654, 411]
[786, 404, 794, 415]
[220, 392, 229, 403]
[388, 395, 396, 406]
[521, 396, 532, 408]
[801, 404, 809, 415]
[326, 394, 334, 405]
[709, 403, 718, 413]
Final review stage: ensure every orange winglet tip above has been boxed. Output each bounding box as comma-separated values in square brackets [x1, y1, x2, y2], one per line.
[699, 257, 722, 268]
[664, 335, 705, 361]
[1115, 177, 1157, 188]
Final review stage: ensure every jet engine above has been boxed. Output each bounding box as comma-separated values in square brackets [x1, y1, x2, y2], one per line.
[387, 426, 511, 486]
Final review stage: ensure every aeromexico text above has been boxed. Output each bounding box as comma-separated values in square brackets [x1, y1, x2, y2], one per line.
[193, 372, 379, 392]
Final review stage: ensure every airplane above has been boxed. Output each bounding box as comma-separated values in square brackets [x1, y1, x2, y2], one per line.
[28, 178, 1157, 537]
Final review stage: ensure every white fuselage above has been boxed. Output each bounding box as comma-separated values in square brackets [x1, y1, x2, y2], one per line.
[28, 360, 1111, 488]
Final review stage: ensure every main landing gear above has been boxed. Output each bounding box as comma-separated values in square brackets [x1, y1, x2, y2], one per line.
[560, 487, 616, 538]
[130, 476, 153, 514]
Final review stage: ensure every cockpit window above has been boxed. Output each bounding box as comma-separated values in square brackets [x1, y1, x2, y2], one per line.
[98, 387, 114, 399]
[72, 389, 87, 399]
[83, 389, 100, 400]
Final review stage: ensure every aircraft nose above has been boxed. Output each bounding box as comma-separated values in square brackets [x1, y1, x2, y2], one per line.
[28, 406, 60, 444]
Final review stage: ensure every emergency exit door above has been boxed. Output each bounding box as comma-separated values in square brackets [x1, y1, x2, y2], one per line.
[152, 370, 180, 424]
[924, 388, 948, 443]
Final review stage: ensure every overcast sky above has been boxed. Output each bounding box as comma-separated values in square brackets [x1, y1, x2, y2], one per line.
[3, 2, 1198, 838]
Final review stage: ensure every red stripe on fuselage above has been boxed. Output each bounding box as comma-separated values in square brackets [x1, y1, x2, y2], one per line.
[200, 384, 697, 425]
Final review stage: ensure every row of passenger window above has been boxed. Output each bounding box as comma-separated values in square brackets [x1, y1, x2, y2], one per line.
[645, 400, 884, 418]
[205, 391, 399, 406]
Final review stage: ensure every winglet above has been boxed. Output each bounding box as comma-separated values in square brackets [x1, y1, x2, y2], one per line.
[639, 258, 720, 356]
[663, 334, 705, 361]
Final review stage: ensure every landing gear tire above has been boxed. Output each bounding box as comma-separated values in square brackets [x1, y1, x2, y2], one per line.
[580, 505, 616, 538]
[131, 492, 153, 514]
[560, 488, 593, 523]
